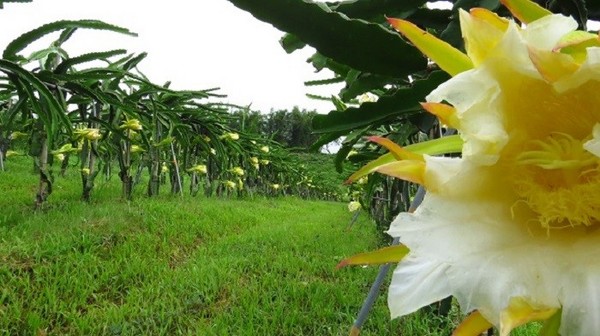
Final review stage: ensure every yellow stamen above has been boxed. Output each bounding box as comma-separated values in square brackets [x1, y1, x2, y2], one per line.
[513, 132, 600, 229]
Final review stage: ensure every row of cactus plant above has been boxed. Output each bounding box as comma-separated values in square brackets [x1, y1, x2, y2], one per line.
[0, 20, 346, 207]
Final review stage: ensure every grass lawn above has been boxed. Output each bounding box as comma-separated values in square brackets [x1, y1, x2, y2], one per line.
[0, 157, 540, 335]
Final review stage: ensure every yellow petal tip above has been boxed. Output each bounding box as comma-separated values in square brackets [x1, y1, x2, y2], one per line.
[388, 17, 473, 76]
[528, 47, 579, 83]
[452, 311, 493, 336]
[421, 102, 460, 129]
[500, 0, 552, 24]
[499, 297, 559, 336]
[367, 136, 424, 161]
[336, 245, 410, 269]
[375, 160, 426, 185]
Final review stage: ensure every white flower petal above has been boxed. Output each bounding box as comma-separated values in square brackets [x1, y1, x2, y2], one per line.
[388, 255, 452, 318]
[390, 157, 600, 331]
[522, 14, 578, 50]
[554, 47, 600, 93]
[382, 8, 600, 335]
[583, 123, 600, 157]
[447, 245, 564, 325]
[422, 156, 462, 194]
[420, 157, 511, 203]
[426, 68, 492, 112]
[427, 69, 507, 164]
[389, 191, 523, 264]
[493, 21, 540, 78]
[561, 267, 600, 335]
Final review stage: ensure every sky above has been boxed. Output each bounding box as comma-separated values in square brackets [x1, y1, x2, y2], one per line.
[0, 0, 343, 113]
[1, 1, 598, 115]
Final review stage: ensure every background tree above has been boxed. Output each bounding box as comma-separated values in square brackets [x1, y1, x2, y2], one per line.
[229, 106, 320, 149]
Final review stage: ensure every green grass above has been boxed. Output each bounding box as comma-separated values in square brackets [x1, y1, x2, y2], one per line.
[0, 157, 540, 335]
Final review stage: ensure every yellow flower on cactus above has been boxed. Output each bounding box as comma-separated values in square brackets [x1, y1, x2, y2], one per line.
[347, 201, 361, 213]
[250, 157, 260, 170]
[52, 143, 80, 155]
[81, 168, 90, 176]
[5, 150, 21, 158]
[220, 132, 239, 141]
[130, 145, 145, 153]
[260, 146, 269, 153]
[230, 167, 244, 176]
[85, 128, 101, 141]
[260, 159, 270, 165]
[187, 164, 207, 174]
[358, 93, 378, 103]
[75, 128, 102, 141]
[9, 131, 27, 140]
[224, 180, 236, 189]
[120, 119, 142, 132]
[346, 1, 600, 335]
